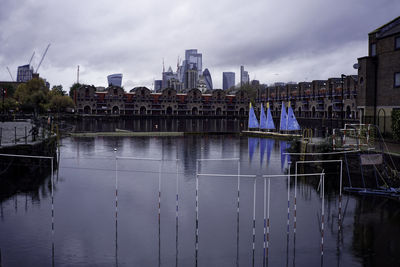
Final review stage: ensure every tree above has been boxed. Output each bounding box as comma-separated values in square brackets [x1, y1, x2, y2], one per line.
[69, 83, 81, 99]
[239, 84, 258, 104]
[51, 85, 65, 96]
[49, 95, 75, 113]
[14, 78, 49, 114]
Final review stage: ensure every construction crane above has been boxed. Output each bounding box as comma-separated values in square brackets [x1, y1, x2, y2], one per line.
[35, 43, 51, 73]
[28, 51, 35, 66]
[6, 66, 14, 81]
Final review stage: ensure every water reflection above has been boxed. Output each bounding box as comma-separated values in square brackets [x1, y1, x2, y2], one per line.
[0, 136, 398, 266]
[73, 118, 248, 133]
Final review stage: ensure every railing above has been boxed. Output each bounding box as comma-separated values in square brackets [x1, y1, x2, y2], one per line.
[0, 122, 52, 146]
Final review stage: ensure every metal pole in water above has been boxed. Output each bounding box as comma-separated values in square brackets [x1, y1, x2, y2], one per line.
[252, 177, 256, 267]
[294, 163, 297, 237]
[266, 178, 271, 265]
[25, 126, 27, 144]
[175, 159, 179, 267]
[287, 162, 291, 258]
[114, 151, 118, 267]
[236, 160, 240, 267]
[158, 161, 162, 267]
[321, 172, 325, 262]
[195, 160, 199, 267]
[51, 157, 55, 267]
[14, 127, 16, 144]
[338, 161, 343, 244]
[263, 178, 266, 267]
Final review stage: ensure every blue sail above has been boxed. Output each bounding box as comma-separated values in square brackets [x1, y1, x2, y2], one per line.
[259, 103, 268, 130]
[287, 104, 301, 131]
[248, 103, 260, 129]
[264, 102, 275, 130]
[260, 138, 266, 165]
[279, 102, 288, 131]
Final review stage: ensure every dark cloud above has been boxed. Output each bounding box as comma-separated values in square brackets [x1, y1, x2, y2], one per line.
[1, 0, 399, 89]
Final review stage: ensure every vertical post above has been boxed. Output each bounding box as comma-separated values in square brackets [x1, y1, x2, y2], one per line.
[158, 161, 162, 267]
[195, 160, 199, 267]
[294, 162, 297, 262]
[321, 172, 325, 261]
[114, 152, 118, 266]
[287, 162, 291, 243]
[338, 161, 343, 237]
[175, 159, 179, 267]
[236, 160, 240, 267]
[263, 178, 266, 267]
[252, 178, 256, 267]
[266, 178, 271, 264]
[14, 127, 16, 144]
[25, 126, 27, 144]
[51, 157, 54, 267]
[0, 127, 2, 146]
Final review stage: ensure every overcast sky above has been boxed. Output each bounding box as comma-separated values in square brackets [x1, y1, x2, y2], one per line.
[1, 0, 399, 90]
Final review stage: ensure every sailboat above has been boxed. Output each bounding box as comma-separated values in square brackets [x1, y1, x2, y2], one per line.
[243, 101, 301, 139]
[248, 103, 260, 129]
[259, 103, 275, 131]
[286, 101, 301, 131]
[279, 102, 288, 131]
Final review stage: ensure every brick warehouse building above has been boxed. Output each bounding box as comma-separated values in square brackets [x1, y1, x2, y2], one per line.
[75, 75, 358, 122]
[357, 16, 400, 135]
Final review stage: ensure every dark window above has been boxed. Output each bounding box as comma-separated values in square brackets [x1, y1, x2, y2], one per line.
[395, 73, 400, 88]
[370, 43, 376, 56]
[396, 36, 400, 50]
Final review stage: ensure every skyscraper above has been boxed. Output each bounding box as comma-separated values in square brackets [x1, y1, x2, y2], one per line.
[240, 65, 249, 86]
[162, 66, 177, 89]
[185, 69, 198, 90]
[223, 72, 235, 90]
[203, 68, 213, 90]
[17, 64, 33, 82]
[154, 80, 162, 92]
[107, 74, 123, 87]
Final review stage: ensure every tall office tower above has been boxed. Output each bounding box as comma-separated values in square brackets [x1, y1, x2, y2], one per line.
[240, 65, 249, 86]
[162, 66, 178, 89]
[185, 49, 202, 78]
[17, 64, 33, 82]
[223, 72, 235, 90]
[107, 74, 123, 87]
[154, 80, 162, 92]
[185, 69, 198, 89]
[203, 68, 213, 90]
[168, 78, 184, 92]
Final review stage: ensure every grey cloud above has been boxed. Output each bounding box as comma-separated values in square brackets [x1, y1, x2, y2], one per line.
[1, 0, 400, 89]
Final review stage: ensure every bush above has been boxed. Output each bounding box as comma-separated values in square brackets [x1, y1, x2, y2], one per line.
[392, 109, 400, 141]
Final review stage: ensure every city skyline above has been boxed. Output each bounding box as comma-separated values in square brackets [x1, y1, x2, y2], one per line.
[1, 0, 399, 90]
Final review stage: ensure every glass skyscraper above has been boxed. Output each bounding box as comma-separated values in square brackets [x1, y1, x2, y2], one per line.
[203, 68, 213, 90]
[107, 74, 123, 87]
[223, 72, 235, 90]
[17, 64, 33, 82]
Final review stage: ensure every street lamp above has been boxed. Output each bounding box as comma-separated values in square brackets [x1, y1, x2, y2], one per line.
[341, 74, 346, 128]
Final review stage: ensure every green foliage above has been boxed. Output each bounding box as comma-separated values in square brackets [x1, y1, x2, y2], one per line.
[51, 85, 65, 96]
[239, 84, 258, 104]
[392, 109, 400, 141]
[14, 78, 49, 114]
[69, 83, 81, 98]
[49, 95, 75, 112]
[0, 98, 18, 112]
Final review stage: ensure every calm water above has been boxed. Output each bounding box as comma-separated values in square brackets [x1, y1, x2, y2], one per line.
[0, 136, 399, 266]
